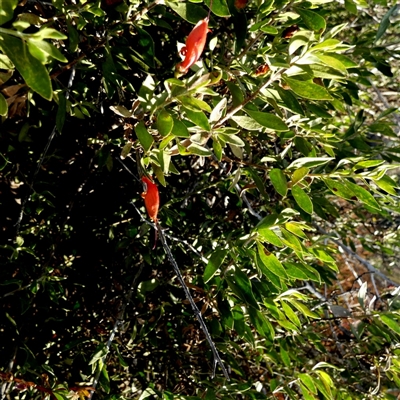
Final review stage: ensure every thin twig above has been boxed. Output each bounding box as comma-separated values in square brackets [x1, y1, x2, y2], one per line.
[214, 68, 285, 129]
[129, 0, 163, 21]
[14, 66, 76, 235]
[314, 224, 399, 287]
[129, 200, 230, 379]
[369, 79, 400, 130]
[156, 221, 230, 380]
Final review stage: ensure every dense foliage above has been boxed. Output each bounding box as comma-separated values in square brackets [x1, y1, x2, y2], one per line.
[1, 0, 400, 398]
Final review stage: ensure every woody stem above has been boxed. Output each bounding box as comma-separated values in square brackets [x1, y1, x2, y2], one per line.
[156, 222, 230, 380]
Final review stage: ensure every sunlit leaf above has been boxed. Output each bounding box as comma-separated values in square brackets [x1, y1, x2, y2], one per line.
[0, 33, 52, 100]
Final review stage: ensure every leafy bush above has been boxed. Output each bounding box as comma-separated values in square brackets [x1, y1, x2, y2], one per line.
[1, 0, 400, 398]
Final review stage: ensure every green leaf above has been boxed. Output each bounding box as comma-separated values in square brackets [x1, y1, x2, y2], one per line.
[27, 39, 48, 63]
[344, 0, 357, 14]
[281, 229, 303, 253]
[255, 214, 278, 230]
[226, 268, 259, 309]
[288, 299, 320, 319]
[179, 96, 212, 113]
[56, 92, 66, 133]
[244, 109, 288, 131]
[0, 0, 18, 25]
[283, 77, 333, 100]
[314, 54, 347, 73]
[248, 307, 274, 340]
[287, 157, 333, 169]
[0, 92, 8, 117]
[344, 181, 381, 211]
[204, 0, 230, 17]
[232, 306, 245, 336]
[295, 8, 326, 33]
[269, 168, 288, 197]
[300, 383, 315, 400]
[276, 86, 305, 116]
[217, 132, 245, 147]
[324, 178, 356, 201]
[32, 27, 67, 40]
[0, 33, 52, 100]
[212, 138, 222, 161]
[292, 185, 313, 214]
[138, 279, 160, 294]
[226, 81, 244, 107]
[204, 248, 228, 283]
[353, 160, 385, 169]
[280, 345, 291, 368]
[281, 301, 301, 328]
[285, 222, 308, 239]
[183, 107, 210, 131]
[256, 254, 283, 289]
[381, 314, 400, 334]
[187, 143, 212, 156]
[284, 262, 310, 280]
[231, 115, 264, 131]
[171, 118, 190, 138]
[257, 243, 288, 279]
[258, 228, 284, 247]
[277, 318, 299, 332]
[135, 121, 153, 152]
[299, 373, 317, 394]
[27, 38, 68, 62]
[311, 39, 341, 51]
[309, 63, 346, 80]
[291, 167, 309, 185]
[310, 248, 337, 270]
[210, 97, 227, 124]
[374, 175, 398, 196]
[157, 110, 174, 137]
[166, 0, 209, 23]
[375, 4, 398, 42]
[89, 344, 108, 365]
[326, 53, 358, 69]
[138, 387, 158, 400]
[289, 33, 311, 55]
[135, 26, 155, 68]
[0, 53, 13, 69]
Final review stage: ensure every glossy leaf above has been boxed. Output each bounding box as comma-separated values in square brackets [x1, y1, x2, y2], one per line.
[157, 110, 174, 137]
[283, 77, 333, 100]
[257, 243, 288, 279]
[204, 248, 228, 283]
[0, 92, 7, 117]
[295, 8, 326, 33]
[231, 115, 264, 131]
[204, 0, 230, 17]
[183, 107, 210, 131]
[269, 168, 288, 197]
[292, 185, 313, 214]
[344, 181, 381, 211]
[0, 33, 52, 100]
[135, 121, 153, 152]
[0, 0, 18, 25]
[187, 142, 212, 156]
[245, 109, 288, 131]
[171, 118, 190, 138]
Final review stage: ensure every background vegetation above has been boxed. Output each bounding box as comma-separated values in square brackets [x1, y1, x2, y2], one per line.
[1, 0, 400, 398]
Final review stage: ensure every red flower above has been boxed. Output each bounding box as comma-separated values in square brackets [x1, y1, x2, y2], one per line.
[176, 18, 210, 75]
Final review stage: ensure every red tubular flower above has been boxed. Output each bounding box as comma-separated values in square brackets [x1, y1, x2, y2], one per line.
[141, 176, 159, 223]
[176, 17, 210, 75]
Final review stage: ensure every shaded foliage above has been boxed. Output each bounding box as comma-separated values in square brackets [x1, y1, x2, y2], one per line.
[1, 0, 400, 399]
